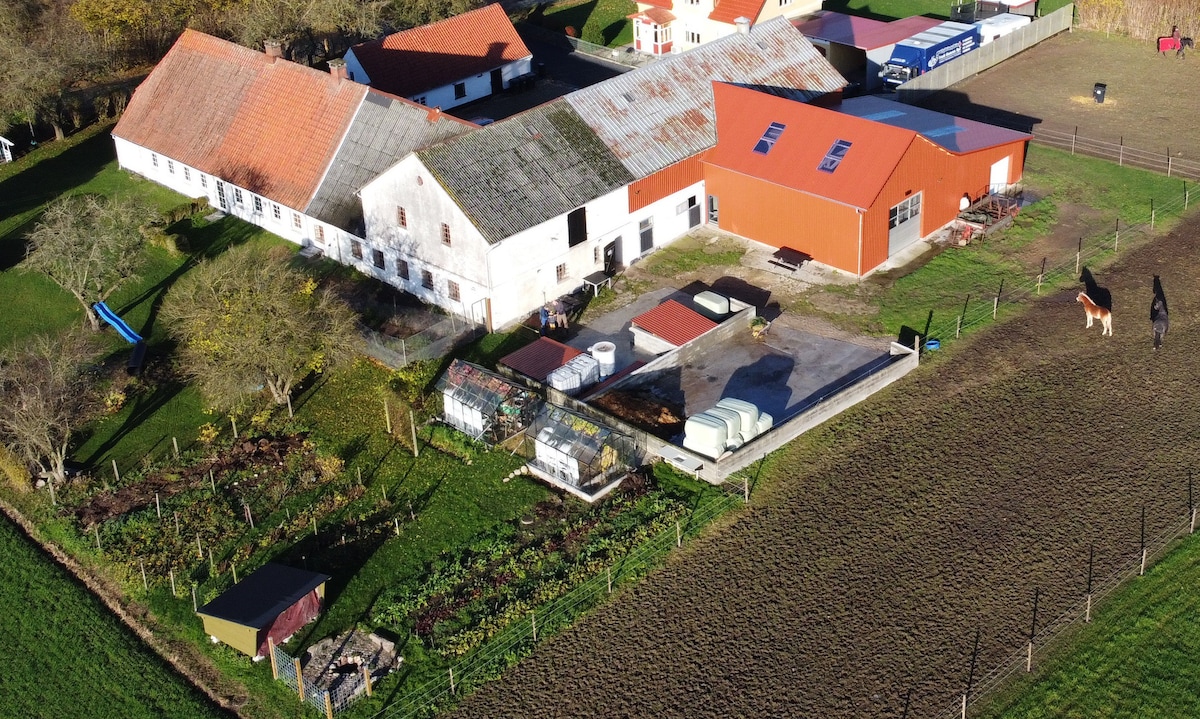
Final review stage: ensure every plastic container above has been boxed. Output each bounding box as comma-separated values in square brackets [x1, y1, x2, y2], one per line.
[924, 339, 941, 351]
[588, 341, 617, 378]
[715, 397, 760, 434]
[683, 414, 727, 459]
[564, 353, 600, 388]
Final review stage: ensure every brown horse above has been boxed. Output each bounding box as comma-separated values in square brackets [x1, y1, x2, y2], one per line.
[1077, 292, 1113, 336]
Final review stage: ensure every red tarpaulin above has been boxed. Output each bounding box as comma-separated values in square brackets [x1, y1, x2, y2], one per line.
[259, 589, 321, 656]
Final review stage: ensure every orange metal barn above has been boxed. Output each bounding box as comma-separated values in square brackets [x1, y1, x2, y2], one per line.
[703, 83, 1030, 275]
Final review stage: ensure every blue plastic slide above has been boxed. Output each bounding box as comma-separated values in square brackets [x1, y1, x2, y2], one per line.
[93, 302, 143, 344]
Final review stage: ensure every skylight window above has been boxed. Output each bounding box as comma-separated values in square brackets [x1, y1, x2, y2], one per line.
[752, 122, 786, 155]
[817, 139, 853, 173]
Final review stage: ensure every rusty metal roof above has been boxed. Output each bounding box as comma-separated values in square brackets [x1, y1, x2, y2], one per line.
[564, 17, 846, 179]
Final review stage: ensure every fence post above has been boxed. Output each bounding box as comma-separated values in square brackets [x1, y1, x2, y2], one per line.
[112, 459, 121, 484]
[1027, 587, 1039, 672]
[169, 569, 176, 597]
[607, 566, 612, 593]
[384, 399, 392, 434]
[956, 314, 962, 338]
[209, 470, 216, 492]
[1186, 183, 1191, 211]
[1140, 505, 1146, 576]
[287, 394, 294, 419]
[232, 563, 238, 584]
[324, 691, 333, 719]
[173, 436, 180, 458]
[1151, 199, 1156, 230]
[1085, 544, 1093, 623]
[449, 667, 455, 694]
[676, 521, 682, 547]
[410, 410, 420, 458]
[1071, 126, 1077, 155]
[231, 417, 238, 440]
[1118, 136, 1123, 166]
[295, 657, 305, 699]
[191, 584, 197, 612]
[363, 665, 373, 696]
[155, 492, 161, 518]
[1075, 237, 1081, 276]
[174, 511, 180, 535]
[531, 611, 537, 642]
[1115, 219, 1120, 247]
[268, 637, 278, 679]
[94, 524, 102, 550]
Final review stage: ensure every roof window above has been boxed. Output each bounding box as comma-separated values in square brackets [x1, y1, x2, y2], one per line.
[752, 122, 786, 155]
[817, 139, 852, 173]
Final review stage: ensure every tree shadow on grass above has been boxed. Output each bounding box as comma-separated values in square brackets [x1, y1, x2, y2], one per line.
[80, 365, 187, 469]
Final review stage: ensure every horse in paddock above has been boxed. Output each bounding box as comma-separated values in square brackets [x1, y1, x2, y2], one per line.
[1152, 299, 1169, 349]
[1159, 36, 1194, 57]
[1077, 292, 1113, 336]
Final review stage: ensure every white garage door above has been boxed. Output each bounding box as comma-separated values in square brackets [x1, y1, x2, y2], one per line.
[888, 192, 922, 256]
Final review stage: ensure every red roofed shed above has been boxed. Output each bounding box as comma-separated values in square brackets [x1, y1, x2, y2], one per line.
[631, 299, 717, 353]
[500, 337, 583, 382]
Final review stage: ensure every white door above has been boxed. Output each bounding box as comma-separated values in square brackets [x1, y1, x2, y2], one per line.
[887, 192, 922, 256]
[989, 156, 1011, 193]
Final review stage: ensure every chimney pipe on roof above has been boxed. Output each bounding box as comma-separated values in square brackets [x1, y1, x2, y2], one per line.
[264, 40, 283, 62]
[328, 58, 348, 82]
[734, 16, 751, 34]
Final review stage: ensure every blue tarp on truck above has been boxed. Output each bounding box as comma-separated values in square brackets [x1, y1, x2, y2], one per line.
[880, 21, 980, 88]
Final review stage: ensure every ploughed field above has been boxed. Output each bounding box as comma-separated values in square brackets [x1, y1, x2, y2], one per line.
[448, 217, 1200, 717]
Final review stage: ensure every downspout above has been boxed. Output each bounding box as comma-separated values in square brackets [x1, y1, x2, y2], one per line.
[857, 209, 864, 277]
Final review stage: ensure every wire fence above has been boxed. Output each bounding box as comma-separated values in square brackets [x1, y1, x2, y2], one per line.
[934, 510, 1198, 718]
[363, 488, 744, 719]
[272, 641, 342, 717]
[1031, 127, 1200, 182]
[922, 177, 1195, 348]
[361, 313, 485, 370]
[516, 22, 657, 70]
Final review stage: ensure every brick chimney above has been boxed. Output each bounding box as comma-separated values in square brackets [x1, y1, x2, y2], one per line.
[264, 40, 283, 62]
[734, 16, 751, 34]
[328, 58, 348, 82]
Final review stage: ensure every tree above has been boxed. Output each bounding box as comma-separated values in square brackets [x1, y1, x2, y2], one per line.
[0, 330, 100, 496]
[162, 245, 360, 411]
[24, 194, 158, 332]
[228, 0, 384, 60]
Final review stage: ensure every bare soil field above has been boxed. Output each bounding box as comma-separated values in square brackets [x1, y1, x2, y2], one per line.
[448, 224, 1200, 716]
[919, 30, 1200, 161]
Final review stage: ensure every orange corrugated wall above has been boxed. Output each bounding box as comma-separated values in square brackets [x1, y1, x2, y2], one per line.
[628, 154, 706, 212]
[704, 166, 863, 274]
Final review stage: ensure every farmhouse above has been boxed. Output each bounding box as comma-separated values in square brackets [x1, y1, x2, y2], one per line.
[111, 30, 473, 259]
[793, 13, 942, 91]
[196, 563, 330, 658]
[358, 17, 847, 330]
[627, 0, 822, 56]
[343, 4, 533, 110]
[703, 83, 1030, 276]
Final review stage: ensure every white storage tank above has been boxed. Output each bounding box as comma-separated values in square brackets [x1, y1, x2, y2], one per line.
[588, 341, 617, 378]
[715, 398, 760, 435]
[683, 413, 728, 459]
[564, 353, 600, 389]
[547, 364, 583, 395]
[755, 411, 774, 435]
[693, 291, 731, 322]
[705, 406, 742, 440]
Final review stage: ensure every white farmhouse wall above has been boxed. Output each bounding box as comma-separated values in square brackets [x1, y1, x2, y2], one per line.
[622, 180, 707, 264]
[406, 58, 530, 110]
[343, 49, 371, 85]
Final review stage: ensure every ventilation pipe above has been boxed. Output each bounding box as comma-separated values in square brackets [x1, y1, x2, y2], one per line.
[734, 17, 752, 34]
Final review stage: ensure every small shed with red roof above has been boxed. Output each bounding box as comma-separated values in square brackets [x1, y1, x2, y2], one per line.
[345, 4, 533, 110]
[631, 299, 718, 354]
[704, 82, 1029, 276]
[499, 337, 583, 383]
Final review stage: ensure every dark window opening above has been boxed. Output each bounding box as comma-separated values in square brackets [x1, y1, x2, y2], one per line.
[567, 207, 587, 247]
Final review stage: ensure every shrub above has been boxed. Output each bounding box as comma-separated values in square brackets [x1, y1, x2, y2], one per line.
[0, 445, 32, 491]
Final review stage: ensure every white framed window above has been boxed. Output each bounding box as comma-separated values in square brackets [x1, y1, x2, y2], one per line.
[421, 269, 433, 289]
[233, 188, 244, 205]
[686, 31, 700, 44]
[151, 153, 158, 168]
[253, 196, 262, 213]
[292, 212, 302, 229]
[183, 167, 191, 182]
[556, 263, 568, 282]
[441, 223, 451, 246]
[167, 160, 175, 174]
[314, 225, 325, 245]
[272, 203, 281, 220]
[889, 194, 921, 229]
[200, 174, 207, 189]
[396, 206, 407, 228]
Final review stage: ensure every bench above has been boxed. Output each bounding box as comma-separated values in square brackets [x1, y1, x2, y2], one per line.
[769, 247, 811, 273]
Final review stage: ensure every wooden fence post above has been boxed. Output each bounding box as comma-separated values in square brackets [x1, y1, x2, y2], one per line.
[112, 459, 121, 484]
[94, 524, 102, 550]
[363, 665, 373, 696]
[268, 637, 278, 679]
[410, 410, 419, 457]
[191, 585, 197, 612]
[676, 521, 682, 547]
[173, 436, 180, 458]
[384, 399, 391, 435]
[1151, 199, 1156, 230]
[607, 566, 612, 593]
[155, 492, 161, 518]
[449, 667, 455, 694]
[169, 569, 176, 597]
[174, 511, 180, 535]
[232, 563, 238, 584]
[140, 560, 148, 590]
[295, 657, 305, 699]
[209, 470, 216, 492]
[324, 691, 333, 719]
[531, 611, 537, 642]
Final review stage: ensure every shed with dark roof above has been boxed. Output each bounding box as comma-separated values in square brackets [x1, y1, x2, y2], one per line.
[197, 563, 330, 657]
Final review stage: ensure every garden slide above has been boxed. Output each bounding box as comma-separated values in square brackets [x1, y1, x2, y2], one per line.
[93, 302, 143, 344]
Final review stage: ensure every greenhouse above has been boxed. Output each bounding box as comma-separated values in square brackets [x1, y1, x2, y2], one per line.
[436, 360, 540, 444]
[526, 406, 638, 501]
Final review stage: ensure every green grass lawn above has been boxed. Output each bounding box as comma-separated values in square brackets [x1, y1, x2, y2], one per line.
[821, 0, 1074, 21]
[979, 534, 1200, 718]
[0, 514, 231, 719]
[536, 0, 635, 46]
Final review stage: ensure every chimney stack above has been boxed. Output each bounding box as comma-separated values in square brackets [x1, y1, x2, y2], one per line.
[264, 40, 283, 62]
[734, 16, 751, 34]
[328, 58, 348, 82]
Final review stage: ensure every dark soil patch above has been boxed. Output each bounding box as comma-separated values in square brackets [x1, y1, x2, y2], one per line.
[591, 389, 685, 439]
[447, 212, 1200, 718]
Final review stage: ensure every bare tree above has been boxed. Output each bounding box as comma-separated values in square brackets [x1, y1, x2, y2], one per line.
[162, 244, 360, 411]
[24, 194, 157, 331]
[0, 331, 100, 496]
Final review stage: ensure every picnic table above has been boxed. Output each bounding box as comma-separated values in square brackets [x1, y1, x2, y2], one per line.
[581, 270, 613, 297]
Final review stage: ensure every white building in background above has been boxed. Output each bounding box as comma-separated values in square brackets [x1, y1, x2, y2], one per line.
[627, 0, 822, 56]
[344, 3, 533, 111]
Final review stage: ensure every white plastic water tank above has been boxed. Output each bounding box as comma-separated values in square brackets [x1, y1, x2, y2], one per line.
[683, 413, 727, 459]
[564, 353, 600, 388]
[715, 398, 760, 434]
[547, 364, 582, 394]
[588, 341, 617, 378]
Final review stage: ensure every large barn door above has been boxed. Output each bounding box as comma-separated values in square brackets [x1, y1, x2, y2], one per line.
[989, 156, 1011, 193]
[887, 192, 922, 256]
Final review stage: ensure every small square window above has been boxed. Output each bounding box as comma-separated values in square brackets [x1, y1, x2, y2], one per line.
[292, 213, 302, 229]
[396, 206, 407, 228]
[350, 239, 362, 258]
[272, 204, 281, 220]
[397, 259, 409, 280]
[556, 263, 568, 282]
[448, 280, 460, 301]
[167, 160, 175, 174]
[200, 175, 207, 189]
[441, 223, 451, 246]
[421, 270, 433, 290]
[372, 249, 385, 269]
[415, 96, 427, 106]
[253, 196, 262, 213]
[454, 82, 466, 99]
[183, 167, 191, 182]
[233, 188, 244, 204]
[315, 225, 326, 244]
[151, 154, 158, 167]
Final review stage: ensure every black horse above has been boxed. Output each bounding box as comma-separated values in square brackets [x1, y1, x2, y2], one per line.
[1158, 35, 1195, 57]
[1152, 299, 1169, 349]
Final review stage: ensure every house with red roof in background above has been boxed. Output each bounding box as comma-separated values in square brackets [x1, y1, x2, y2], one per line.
[111, 30, 473, 266]
[344, 4, 533, 111]
[627, 0, 821, 56]
[793, 13, 943, 91]
[703, 82, 1030, 276]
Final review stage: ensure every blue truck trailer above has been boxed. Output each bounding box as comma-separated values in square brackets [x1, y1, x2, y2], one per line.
[879, 21, 981, 88]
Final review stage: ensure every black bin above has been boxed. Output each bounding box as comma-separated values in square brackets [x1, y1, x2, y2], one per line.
[1093, 83, 1106, 104]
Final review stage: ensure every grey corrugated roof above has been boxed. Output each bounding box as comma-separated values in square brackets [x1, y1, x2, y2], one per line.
[836, 95, 1032, 154]
[418, 101, 634, 244]
[564, 17, 847, 178]
[306, 91, 472, 231]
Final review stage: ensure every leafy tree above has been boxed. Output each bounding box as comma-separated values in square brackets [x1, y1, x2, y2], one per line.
[162, 245, 360, 411]
[385, 0, 485, 32]
[0, 330, 100, 496]
[228, 0, 384, 59]
[24, 194, 157, 332]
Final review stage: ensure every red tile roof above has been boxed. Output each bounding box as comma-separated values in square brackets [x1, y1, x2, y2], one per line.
[629, 7, 677, 24]
[348, 4, 532, 98]
[113, 30, 367, 211]
[632, 299, 717, 347]
[706, 82, 914, 210]
[709, 0, 767, 25]
[500, 337, 582, 382]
